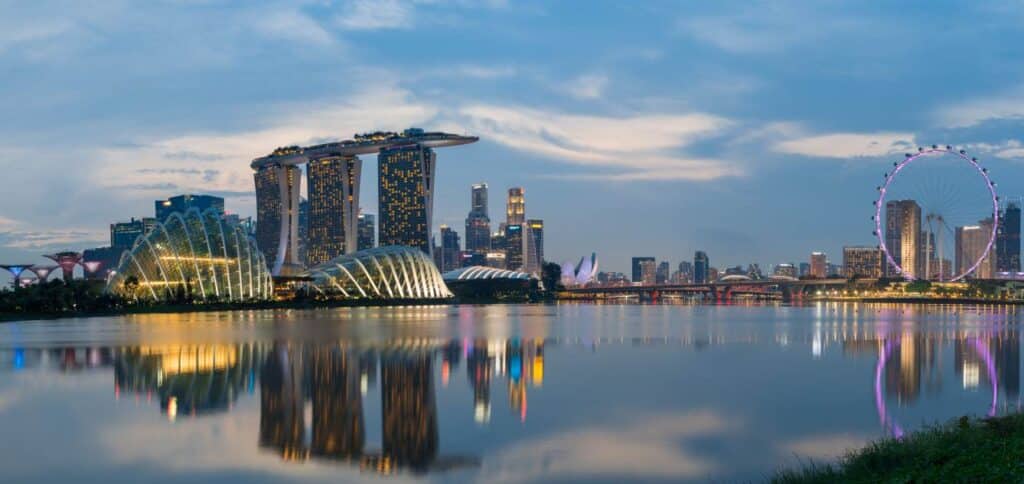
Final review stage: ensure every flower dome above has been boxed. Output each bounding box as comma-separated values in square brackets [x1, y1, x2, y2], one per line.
[107, 208, 273, 302]
[302, 246, 452, 300]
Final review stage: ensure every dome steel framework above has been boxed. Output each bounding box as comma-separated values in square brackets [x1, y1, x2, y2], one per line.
[302, 246, 452, 300]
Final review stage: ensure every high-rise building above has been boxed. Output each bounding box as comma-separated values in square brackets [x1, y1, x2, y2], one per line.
[506, 187, 525, 226]
[843, 246, 883, 278]
[465, 183, 491, 254]
[435, 225, 461, 273]
[110, 217, 156, 251]
[677, 261, 693, 283]
[357, 212, 375, 251]
[693, 251, 709, 284]
[524, 219, 544, 275]
[798, 262, 810, 277]
[885, 200, 922, 278]
[809, 252, 827, 278]
[378, 144, 436, 255]
[485, 251, 507, 269]
[774, 263, 797, 278]
[298, 198, 309, 265]
[255, 163, 302, 274]
[632, 257, 656, 283]
[307, 155, 362, 265]
[154, 194, 224, 221]
[656, 261, 670, 284]
[997, 201, 1021, 273]
[956, 219, 996, 279]
[505, 224, 524, 271]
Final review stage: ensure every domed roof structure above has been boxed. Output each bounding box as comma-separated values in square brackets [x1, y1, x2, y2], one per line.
[442, 266, 533, 281]
[302, 246, 452, 300]
[107, 209, 273, 302]
[560, 253, 599, 286]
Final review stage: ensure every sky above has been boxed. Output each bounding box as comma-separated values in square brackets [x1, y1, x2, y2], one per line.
[3, 0, 1024, 274]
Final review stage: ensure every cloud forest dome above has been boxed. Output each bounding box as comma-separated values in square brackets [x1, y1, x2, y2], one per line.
[107, 208, 273, 302]
[302, 246, 452, 300]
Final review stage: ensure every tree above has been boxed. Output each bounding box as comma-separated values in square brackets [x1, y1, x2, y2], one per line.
[541, 262, 563, 294]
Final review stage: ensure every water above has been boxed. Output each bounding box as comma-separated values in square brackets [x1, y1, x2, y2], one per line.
[0, 303, 1019, 483]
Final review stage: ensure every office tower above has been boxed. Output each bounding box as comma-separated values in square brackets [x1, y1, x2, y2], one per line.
[307, 155, 362, 265]
[843, 246, 883, 278]
[677, 261, 693, 283]
[465, 183, 491, 255]
[110, 217, 156, 251]
[809, 252, 827, 278]
[358, 212, 375, 251]
[378, 145, 436, 254]
[524, 219, 544, 274]
[505, 224, 524, 270]
[255, 163, 302, 274]
[491, 224, 507, 252]
[956, 218, 996, 279]
[436, 225, 461, 273]
[506, 187, 525, 226]
[885, 200, 922, 278]
[693, 251, 709, 284]
[656, 261, 670, 284]
[639, 259, 657, 285]
[154, 194, 224, 221]
[485, 251, 507, 269]
[631, 257, 656, 283]
[774, 263, 797, 278]
[298, 198, 309, 265]
[998, 201, 1021, 273]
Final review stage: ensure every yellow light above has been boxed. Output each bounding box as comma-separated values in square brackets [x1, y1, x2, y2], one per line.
[167, 397, 178, 421]
[160, 256, 234, 264]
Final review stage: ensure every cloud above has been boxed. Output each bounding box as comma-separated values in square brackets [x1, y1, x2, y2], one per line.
[451, 104, 740, 180]
[936, 87, 1024, 128]
[563, 74, 608, 100]
[250, 8, 337, 46]
[483, 410, 736, 482]
[336, 0, 414, 30]
[774, 132, 916, 158]
[0, 215, 106, 250]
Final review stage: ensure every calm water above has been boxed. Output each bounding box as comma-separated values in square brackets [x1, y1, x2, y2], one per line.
[0, 303, 1019, 483]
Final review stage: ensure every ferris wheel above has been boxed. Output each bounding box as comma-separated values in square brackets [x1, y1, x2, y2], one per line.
[872, 145, 999, 282]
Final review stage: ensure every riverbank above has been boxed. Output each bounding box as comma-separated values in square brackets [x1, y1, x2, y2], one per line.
[773, 413, 1024, 483]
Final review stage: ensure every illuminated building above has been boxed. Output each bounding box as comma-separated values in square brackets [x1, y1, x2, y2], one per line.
[885, 200, 922, 278]
[524, 219, 544, 275]
[656, 261, 669, 284]
[842, 246, 882, 278]
[774, 263, 797, 278]
[485, 251, 506, 269]
[436, 225, 461, 273]
[504, 224, 524, 271]
[357, 212, 375, 251]
[106, 208, 274, 302]
[997, 201, 1021, 273]
[560, 253, 599, 286]
[110, 217, 155, 251]
[154, 194, 224, 222]
[676, 261, 693, 283]
[307, 156, 362, 266]
[809, 252, 827, 278]
[301, 246, 452, 300]
[465, 183, 491, 255]
[506, 187, 525, 226]
[297, 198, 309, 264]
[631, 257, 655, 283]
[378, 145, 436, 254]
[255, 163, 303, 275]
[694, 251, 709, 284]
[956, 218, 996, 279]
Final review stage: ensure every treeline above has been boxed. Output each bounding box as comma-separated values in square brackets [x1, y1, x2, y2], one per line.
[0, 280, 126, 317]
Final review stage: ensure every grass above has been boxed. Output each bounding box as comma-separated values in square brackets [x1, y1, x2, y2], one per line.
[773, 414, 1024, 483]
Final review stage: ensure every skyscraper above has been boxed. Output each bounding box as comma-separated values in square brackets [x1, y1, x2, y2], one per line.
[255, 163, 302, 274]
[154, 194, 224, 221]
[843, 246, 883, 278]
[378, 144, 436, 254]
[358, 212, 375, 251]
[956, 219, 996, 279]
[298, 198, 309, 265]
[307, 155, 362, 265]
[465, 183, 491, 255]
[631, 257, 656, 283]
[997, 201, 1021, 273]
[774, 263, 797, 278]
[506, 187, 525, 226]
[885, 200, 922, 278]
[809, 252, 827, 278]
[693, 251, 709, 284]
[656, 261, 670, 284]
[677, 261, 693, 283]
[436, 225, 461, 273]
[110, 217, 154, 251]
[524, 219, 544, 275]
[505, 224, 524, 271]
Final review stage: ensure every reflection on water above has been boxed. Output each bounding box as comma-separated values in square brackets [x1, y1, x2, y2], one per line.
[0, 303, 1023, 482]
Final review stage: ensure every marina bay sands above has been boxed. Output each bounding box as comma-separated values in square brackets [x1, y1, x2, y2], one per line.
[251, 128, 478, 276]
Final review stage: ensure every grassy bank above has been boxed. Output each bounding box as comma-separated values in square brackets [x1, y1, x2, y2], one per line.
[773, 413, 1024, 483]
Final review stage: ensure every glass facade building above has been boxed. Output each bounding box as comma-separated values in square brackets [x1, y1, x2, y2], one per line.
[255, 164, 302, 275]
[111, 217, 156, 251]
[631, 257, 655, 283]
[378, 145, 436, 255]
[506, 188, 525, 226]
[842, 246, 883, 278]
[998, 201, 1021, 273]
[465, 183, 491, 255]
[302, 246, 452, 300]
[155, 194, 224, 222]
[107, 208, 274, 302]
[307, 155, 362, 266]
[358, 213, 376, 251]
[885, 200, 922, 278]
[693, 251, 709, 284]
[524, 219, 543, 275]
[504, 224, 524, 271]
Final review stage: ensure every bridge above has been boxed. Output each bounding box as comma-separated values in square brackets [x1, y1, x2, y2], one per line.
[563, 278, 862, 303]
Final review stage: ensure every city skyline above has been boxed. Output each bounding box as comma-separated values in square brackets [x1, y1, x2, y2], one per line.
[8, 2, 1024, 275]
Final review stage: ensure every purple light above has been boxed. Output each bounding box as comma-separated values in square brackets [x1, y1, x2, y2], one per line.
[874, 147, 998, 281]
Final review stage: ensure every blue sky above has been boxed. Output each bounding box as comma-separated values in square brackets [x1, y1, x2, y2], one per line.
[3, 0, 1024, 274]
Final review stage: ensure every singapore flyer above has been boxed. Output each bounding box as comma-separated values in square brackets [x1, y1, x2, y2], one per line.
[873, 145, 999, 282]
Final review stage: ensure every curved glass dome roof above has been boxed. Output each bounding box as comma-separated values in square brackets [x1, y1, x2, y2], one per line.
[107, 208, 274, 302]
[443, 266, 534, 281]
[303, 246, 452, 300]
